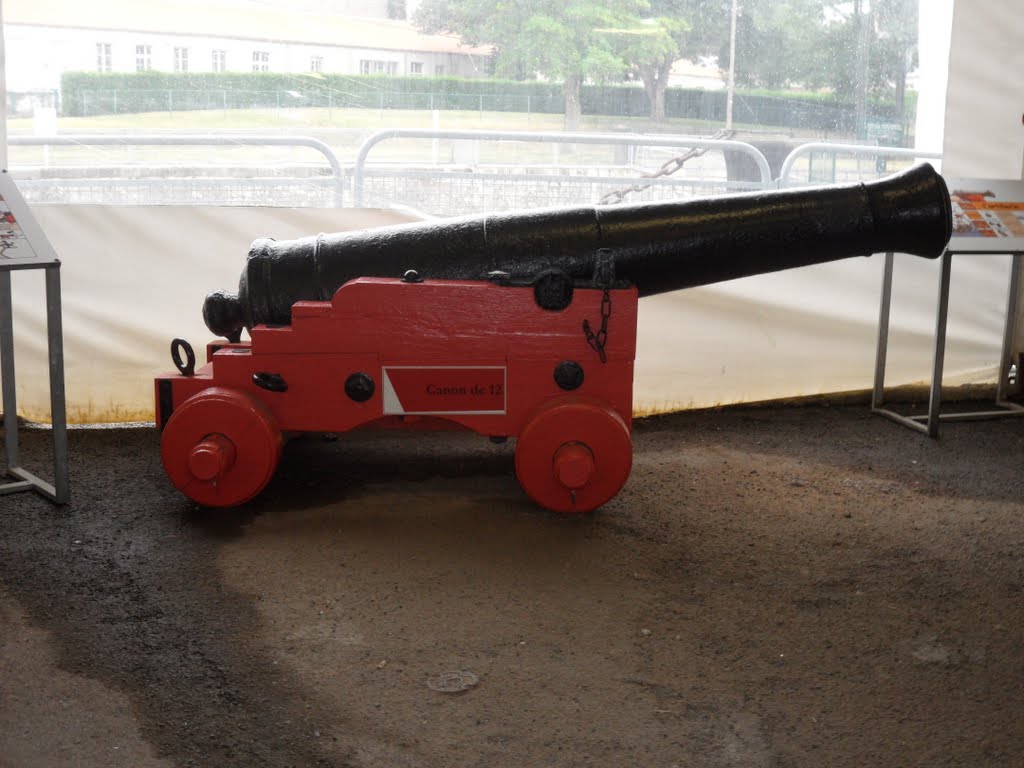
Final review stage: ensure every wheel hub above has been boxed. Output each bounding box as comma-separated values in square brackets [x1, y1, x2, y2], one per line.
[553, 442, 595, 490]
[187, 434, 237, 481]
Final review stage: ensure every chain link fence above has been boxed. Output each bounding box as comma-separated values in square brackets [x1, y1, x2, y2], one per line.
[14, 173, 339, 206]
[8, 135, 344, 207]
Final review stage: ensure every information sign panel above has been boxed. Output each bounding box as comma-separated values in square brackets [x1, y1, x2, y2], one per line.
[947, 178, 1024, 253]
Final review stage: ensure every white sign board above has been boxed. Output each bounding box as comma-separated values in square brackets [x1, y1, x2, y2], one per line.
[0, 170, 61, 268]
[947, 178, 1024, 253]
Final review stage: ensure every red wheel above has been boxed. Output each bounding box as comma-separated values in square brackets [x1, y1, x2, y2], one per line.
[515, 400, 632, 513]
[161, 387, 282, 507]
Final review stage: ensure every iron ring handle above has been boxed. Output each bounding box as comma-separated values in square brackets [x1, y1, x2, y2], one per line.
[171, 338, 196, 377]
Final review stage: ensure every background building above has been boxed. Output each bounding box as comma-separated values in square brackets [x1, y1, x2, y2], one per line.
[3, 0, 488, 106]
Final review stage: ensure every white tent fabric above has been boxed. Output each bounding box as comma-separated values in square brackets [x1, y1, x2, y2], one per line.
[942, 1, 1024, 181]
[7, 202, 1012, 423]
[8, 206, 417, 422]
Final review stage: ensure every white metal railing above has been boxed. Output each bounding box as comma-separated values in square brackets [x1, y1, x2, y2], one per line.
[778, 142, 943, 186]
[353, 129, 775, 209]
[8, 134, 346, 206]
[7, 132, 946, 210]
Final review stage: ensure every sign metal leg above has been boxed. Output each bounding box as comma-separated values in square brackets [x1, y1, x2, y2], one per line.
[996, 252, 1023, 406]
[0, 265, 70, 503]
[925, 250, 953, 437]
[872, 251, 895, 410]
[1, 270, 20, 472]
[46, 265, 69, 503]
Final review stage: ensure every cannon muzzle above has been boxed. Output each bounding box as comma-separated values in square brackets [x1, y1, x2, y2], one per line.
[204, 163, 952, 341]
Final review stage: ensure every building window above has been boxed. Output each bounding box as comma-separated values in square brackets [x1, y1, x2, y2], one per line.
[253, 51, 270, 72]
[310, 56, 323, 73]
[435, 65, 445, 76]
[409, 62, 423, 75]
[174, 47, 189, 73]
[359, 59, 397, 75]
[212, 49, 227, 72]
[135, 45, 151, 72]
[96, 43, 112, 72]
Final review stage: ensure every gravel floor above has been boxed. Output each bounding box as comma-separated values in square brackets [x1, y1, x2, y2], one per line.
[2, 403, 1023, 767]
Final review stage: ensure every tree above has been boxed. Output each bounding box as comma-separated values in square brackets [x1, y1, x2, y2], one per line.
[820, 0, 917, 137]
[387, 0, 407, 20]
[668, 1, 918, 125]
[870, 0, 918, 122]
[648, 0, 831, 88]
[726, 0, 829, 90]
[415, 0, 648, 131]
[415, 1, 918, 132]
[613, 3, 691, 121]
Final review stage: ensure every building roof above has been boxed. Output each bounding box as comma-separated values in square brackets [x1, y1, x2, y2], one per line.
[3, 0, 491, 56]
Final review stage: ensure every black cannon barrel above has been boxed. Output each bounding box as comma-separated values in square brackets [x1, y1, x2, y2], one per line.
[204, 163, 952, 340]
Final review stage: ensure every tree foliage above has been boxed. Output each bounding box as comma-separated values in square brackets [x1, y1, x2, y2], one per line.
[415, 0, 648, 128]
[415, 0, 919, 128]
[677, 0, 917, 104]
[387, 0, 407, 20]
[612, 1, 692, 120]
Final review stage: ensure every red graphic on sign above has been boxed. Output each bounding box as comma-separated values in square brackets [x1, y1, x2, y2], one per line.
[383, 367, 506, 414]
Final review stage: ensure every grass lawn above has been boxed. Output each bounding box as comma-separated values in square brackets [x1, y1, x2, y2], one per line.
[8, 105, 732, 136]
[6, 105, 816, 167]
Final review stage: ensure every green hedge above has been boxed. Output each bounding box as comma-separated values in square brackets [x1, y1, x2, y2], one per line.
[59, 72, 565, 115]
[60, 71, 905, 136]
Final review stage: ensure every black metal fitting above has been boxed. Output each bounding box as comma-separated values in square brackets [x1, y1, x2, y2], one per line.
[554, 360, 584, 391]
[345, 372, 375, 402]
[171, 338, 196, 377]
[533, 270, 574, 311]
[252, 372, 288, 392]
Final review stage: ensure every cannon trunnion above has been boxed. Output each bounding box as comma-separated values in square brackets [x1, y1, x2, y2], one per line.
[158, 164, 953, 512]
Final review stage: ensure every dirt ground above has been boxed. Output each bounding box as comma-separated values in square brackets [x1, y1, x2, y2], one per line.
[2, 403, 1023, 767]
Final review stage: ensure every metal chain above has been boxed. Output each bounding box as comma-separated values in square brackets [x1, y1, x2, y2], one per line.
[599, 128, 736, 205]
[583, 287, 612, 363]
